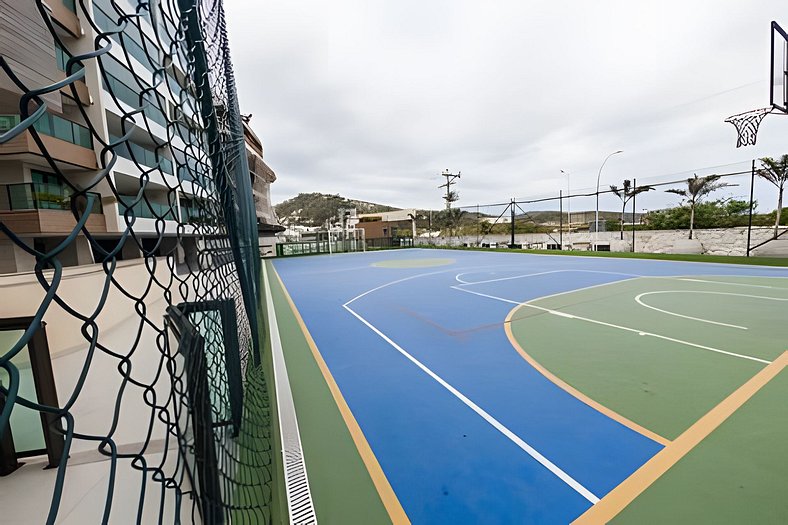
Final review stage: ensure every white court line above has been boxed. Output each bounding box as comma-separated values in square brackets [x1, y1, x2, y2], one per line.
[342, 301, 600, 503]
[454, 269, 642, 287]
[452, 286, 772, 365]
[676, 277, 788, 290]
[455, 269, 565, 286]
[635, 290, 788, 330]
[344, 268, 454, 306]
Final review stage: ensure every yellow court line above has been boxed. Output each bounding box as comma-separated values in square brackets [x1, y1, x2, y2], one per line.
[573, 350, 788, 524]
[271, 265, 411, 525]
[504, 304, 671, 446]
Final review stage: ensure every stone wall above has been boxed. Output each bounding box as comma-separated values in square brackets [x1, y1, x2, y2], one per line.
[425, 226, 787, 257]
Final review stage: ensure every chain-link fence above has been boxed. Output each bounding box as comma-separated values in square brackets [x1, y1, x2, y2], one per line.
[451, 160, 785, 255]
[0, 0, 276, 523]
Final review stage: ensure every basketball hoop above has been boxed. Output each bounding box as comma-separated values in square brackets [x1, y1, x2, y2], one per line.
[725, 21, 788, 148]
[724, 107, 774, 147]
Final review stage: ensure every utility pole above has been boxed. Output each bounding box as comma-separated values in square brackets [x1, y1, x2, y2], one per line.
[438, 169, 461, 209]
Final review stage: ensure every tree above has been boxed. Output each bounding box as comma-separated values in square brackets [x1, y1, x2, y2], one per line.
[756, 155, 788, 238]
[609, 180, 653, 240]
[644, 199, 754, 230]
[434, 208, 466, 237]
[665, 174, 734, 239]
[444, 190, 460, 208]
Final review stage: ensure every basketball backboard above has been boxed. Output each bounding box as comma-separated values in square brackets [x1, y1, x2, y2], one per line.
[772, 21, 788, 113]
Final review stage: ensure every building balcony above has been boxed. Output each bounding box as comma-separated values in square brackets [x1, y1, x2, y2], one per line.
[0, 115, 96, 169]
[117, 194, 178, 222]
[55, 44, 91, 106]
[0, 183, 106, 234]
[109, 134, 174, 176]
[58, 77, 91, 107]
[46, 0, 82, 38]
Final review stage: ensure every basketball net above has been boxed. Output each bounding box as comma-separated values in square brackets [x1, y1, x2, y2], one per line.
[724, 107, 774, 147]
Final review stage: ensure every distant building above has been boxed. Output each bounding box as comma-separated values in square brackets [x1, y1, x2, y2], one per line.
[479, 216, 512, 224]
[357, 208, 415, 222]
[242, 116, 284, 256]
[355, 208, 416, 247]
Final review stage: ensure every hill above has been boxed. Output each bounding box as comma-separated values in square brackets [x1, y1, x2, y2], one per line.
[274, 193, 399, 226]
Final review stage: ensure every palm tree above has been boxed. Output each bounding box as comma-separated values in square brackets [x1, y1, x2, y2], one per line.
[756, 155, 788, 238]
[609, 180, 653, 240]
[666, 174, 734, 239]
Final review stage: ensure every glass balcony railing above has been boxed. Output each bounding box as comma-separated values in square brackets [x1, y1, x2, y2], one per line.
[0, 115, 19, 133]
[103, 74, 167, 127]
[110, 134, 174, 174]
[0, 113, 92, 149]
[93, 2, 159, 74]
[179, 198, 215, 225]
[1, 183, 102, 214]
[118, 195, 178, 221]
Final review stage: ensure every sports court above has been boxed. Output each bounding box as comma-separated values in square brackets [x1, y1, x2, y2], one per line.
[267, 248, 788, 524]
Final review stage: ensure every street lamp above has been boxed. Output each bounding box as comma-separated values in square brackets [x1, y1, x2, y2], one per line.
[594, 150, 623, 250]
[561, 169, 570, 247]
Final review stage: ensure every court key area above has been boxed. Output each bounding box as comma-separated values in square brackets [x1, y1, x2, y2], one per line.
[267, 248, 788, 524]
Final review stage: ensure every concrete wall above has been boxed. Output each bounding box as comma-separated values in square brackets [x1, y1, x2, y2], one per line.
[425, 226, 787, 257]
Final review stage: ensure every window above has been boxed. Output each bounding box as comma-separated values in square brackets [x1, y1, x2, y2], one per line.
[32, 113, 93, 148]
[0, 319, 64, 474]
[54, 42, 84, 74]
[0, 115, 20, 133]
[93, 1, 160, 74]
[31, 171, 68, 210]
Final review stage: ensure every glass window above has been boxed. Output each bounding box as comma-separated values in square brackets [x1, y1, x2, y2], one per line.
[30, 171, 67, 211]
[0, 115, 20, 133]
[33, 114, 52, 136]
[8, 185, 35, 210]
[75, 124, 92, 148]
[55, 43, 67, 72]
[52, 115, 74, 143]
[0, 330, 46, 454]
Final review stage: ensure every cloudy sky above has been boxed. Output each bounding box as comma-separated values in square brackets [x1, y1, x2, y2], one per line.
[225, 0, 788, 211]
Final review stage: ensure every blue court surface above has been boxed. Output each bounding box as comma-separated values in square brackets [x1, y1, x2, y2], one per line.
[272, 248, 788, 524]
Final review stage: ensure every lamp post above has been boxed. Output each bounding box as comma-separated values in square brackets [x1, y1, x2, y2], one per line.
[561, 169, 570, 248]
[594, 150, 623, 250]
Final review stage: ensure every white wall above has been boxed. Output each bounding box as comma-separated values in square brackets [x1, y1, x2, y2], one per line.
[428, 226, 785, 257]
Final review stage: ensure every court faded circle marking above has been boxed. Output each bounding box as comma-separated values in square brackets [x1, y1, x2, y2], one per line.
[372, 258, 455, 268]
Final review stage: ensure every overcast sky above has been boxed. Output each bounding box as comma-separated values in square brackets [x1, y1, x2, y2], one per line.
[225, 0, 788, 211]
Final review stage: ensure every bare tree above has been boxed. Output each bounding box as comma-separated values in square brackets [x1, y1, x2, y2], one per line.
[666, 174, 734, 239]
[756, 155, 788, 238]
[609, 180, 653, 240]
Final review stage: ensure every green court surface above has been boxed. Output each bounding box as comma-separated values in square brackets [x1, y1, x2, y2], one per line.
[509, 275, 788, 441]
[266, 264, 391, 525]
[509, 274, 788, 522]
[613, 366, 788, 524]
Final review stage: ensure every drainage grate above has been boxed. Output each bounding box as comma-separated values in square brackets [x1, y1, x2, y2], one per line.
[263, 264, 318, 524]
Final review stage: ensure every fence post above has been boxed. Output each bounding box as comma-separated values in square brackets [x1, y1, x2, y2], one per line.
[510, 199, 515, 248]
[632, 178, 636, 252]
[747, 159, 755, 257]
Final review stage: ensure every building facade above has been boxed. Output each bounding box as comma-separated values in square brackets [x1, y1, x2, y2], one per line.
[242, 115, 284, 256]
[0, 2, 277, 522]
[0, 0, 261, 273]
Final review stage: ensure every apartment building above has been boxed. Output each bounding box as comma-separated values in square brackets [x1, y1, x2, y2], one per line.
[0, 2, 276, 520]
[243, 114, 284, 256]
[0, 0, 279, 274]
